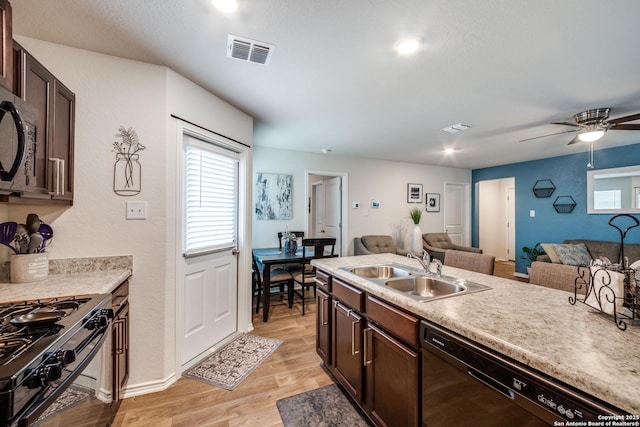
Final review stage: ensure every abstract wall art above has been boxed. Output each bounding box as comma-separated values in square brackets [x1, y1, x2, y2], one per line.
[255, 173, 292, 220]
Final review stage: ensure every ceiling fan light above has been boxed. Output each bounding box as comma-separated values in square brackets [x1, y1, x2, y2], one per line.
[578, 130, 605, 142]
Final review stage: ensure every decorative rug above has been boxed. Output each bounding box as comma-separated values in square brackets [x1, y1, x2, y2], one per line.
[276, 384, 371, 427]
[183, 333, 282, 390]
[35, 385, 91, 424]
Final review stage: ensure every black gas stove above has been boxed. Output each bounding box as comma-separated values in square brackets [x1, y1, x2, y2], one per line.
[0, 294, 113, 427]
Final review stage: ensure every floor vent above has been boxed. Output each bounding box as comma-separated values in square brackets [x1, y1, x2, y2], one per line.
[227, 35, 274, 65]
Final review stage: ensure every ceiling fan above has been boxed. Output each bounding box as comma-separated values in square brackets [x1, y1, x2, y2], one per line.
[519, 108, 640, 144]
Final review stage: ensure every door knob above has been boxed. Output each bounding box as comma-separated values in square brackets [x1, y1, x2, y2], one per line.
[231, 249, 239, 255]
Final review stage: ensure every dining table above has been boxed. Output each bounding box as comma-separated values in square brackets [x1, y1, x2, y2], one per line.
[252, 247, 308, 322]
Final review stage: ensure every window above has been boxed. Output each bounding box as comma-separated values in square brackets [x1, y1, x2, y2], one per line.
[593, 189, 621, 210]
[183, 134, 239, 257]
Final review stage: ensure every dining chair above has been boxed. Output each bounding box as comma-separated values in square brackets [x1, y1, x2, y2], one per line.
[252, 254, 294, 316]
[292, 237, 336, 315]
[277, 231, 305, 249]
[443, 250, 495, 275]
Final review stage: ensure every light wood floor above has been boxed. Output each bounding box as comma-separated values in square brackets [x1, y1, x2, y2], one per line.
[112, 299, 330, 427]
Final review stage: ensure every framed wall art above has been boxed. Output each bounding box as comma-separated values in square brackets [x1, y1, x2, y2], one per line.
[426, 193, 440, 212]
[255, 173, 292, 220]
[407, 183, 423, 203]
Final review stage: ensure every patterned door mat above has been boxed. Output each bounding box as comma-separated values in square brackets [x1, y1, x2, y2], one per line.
[35, 385, 92, 424]
[183, 333, 282, 390]
[276, 384, 371, 427]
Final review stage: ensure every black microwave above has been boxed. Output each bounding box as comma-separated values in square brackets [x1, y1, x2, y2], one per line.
[0, 85, 43, 195]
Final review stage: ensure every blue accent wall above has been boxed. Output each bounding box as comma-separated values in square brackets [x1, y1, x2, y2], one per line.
[472, 143, 640, 273]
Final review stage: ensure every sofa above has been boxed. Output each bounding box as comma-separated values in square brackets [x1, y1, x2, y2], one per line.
[422, 233, 482, 262]
[354, 235, 409, 256]
[528, 239, 640, 293]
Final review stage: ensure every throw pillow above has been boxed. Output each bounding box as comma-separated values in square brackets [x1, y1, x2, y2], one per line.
[540, 243, 561, 263]
[552, 243, 592, 266]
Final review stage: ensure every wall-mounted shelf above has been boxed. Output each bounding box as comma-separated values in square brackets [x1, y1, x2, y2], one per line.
[553, 196, 576, 213]
[532, 179, 556, 198]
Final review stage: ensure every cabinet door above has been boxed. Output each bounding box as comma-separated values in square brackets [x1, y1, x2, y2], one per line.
[21, 51, 53, 192]
[113, 302, 130, 402]
[316, 288, 331, 364]
[365, 324, 419, 427]
[331, 300, 363, 402]
[0, 0, 12, 91]
[50, 80, 74, 201]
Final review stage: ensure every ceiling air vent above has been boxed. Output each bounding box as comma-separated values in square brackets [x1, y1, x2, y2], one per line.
[227, 35, 274, 65]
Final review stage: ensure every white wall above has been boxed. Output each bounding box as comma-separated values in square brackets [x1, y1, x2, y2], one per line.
[252, 147, 471, 254]
[13, 36, 253, 396]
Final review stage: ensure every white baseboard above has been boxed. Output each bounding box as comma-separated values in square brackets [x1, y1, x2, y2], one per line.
[120, 373, 178, 399]
[513, 271, 528, 279]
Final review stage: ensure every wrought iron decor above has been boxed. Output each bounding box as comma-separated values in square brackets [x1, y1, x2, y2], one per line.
[532, 179, 556, 198]
[553, 196, 576, 213]
[570, 214, 640, 330]
[113, 126, 145, 196]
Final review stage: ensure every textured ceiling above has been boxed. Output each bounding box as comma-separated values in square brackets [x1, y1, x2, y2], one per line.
[11, 0, 640, 169]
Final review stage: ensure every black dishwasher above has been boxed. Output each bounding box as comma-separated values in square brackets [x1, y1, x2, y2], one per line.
[420, 320, 628, 426]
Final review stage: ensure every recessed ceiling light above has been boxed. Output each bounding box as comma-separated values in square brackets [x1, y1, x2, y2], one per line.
[443, 148, 458, 154]
[212, 0, 238, 13]
[395, 37, 420, 55]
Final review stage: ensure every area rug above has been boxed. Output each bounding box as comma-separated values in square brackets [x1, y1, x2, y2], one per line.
[183, 333, 282, 390]
[35, 385, 91, 424]
[276, 384, 371, 427]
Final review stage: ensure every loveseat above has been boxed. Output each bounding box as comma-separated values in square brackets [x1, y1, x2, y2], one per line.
[528, 239, 640, 293]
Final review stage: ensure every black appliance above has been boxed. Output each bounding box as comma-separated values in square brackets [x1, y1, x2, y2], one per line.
[0, 294, 114, 427]
[0, 85, 42, 195]
[420, 320, 628, 426]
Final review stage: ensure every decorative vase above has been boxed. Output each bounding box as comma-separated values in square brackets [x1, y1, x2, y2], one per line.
[411, 224, 422, 254]
[284, 240, 297, 254]
[114, 153, 141, 196]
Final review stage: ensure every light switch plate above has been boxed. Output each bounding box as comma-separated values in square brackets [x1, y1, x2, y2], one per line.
[126, 201, 147, 220]
[530, 210, 535, 217]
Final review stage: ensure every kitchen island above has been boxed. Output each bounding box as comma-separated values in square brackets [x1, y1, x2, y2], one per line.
[312, 253, 640, 418]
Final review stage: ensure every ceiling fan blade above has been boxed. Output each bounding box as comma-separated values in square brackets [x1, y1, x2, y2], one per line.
[567, 134, 582, 145]
[611, 123, 640, 131]
[606, 113, 640, 124]
[551, 121, 580, 127]
[519, 129, 578, 142]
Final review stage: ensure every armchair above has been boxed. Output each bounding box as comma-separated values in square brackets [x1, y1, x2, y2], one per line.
[422, 233, 482, 262]
[354, 235, 409, 256]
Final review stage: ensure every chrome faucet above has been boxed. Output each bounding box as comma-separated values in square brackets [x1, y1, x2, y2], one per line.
[433, 258, 443, 277]
[407, 251, 431, 274]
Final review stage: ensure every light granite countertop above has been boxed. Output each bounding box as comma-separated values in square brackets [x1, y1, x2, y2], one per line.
[0, 256, 132, 302]
[313, 254, 640, 416]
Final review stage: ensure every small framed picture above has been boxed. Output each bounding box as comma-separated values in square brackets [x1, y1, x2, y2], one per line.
[426, 193, 440, 212]
[407, 183, 423, 203]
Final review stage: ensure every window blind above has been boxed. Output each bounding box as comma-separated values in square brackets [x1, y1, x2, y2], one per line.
[183, 136, 239, 257]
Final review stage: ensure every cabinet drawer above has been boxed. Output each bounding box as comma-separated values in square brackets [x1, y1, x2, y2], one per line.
[366, 295, 419, 348]
[332, 278, 364, 312]
[315, 270, 331, 292]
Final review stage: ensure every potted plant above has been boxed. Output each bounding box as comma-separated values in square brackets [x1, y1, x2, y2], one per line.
[520, 242, 545, 273]
[409, 207, 423, 254]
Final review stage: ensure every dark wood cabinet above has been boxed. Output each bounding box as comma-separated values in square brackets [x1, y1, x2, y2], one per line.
[365, 323, 420, 427]
[111, 281, 130, 403]
[316, 288, 331, 364]
[331, 299, 364, 402]
[318, 269, 422, 427]
[50, 80, 74, 201]
[12, 42, 75, 204]
[0, 0, 12, 91]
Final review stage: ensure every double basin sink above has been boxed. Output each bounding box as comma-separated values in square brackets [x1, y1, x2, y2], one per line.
[341, 263, 490, 302]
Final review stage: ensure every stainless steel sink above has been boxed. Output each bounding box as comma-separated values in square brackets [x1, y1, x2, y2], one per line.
[385, 276, 465, 297]
[341, 263, 490, 302]
[344, 264, 415, 279]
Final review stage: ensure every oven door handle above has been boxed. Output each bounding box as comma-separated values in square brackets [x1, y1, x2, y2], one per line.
[17, 325, 110, 427]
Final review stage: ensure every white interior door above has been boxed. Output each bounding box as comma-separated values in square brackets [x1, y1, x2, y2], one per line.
[323, 177, 342, 251]
[312, 182, 324, 237]
[507, 186, 516, 261]
[444, 183, 468, 245]
[180, 131, 238, 367]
